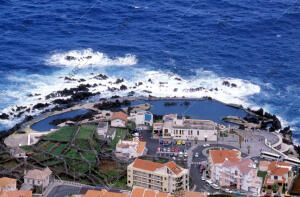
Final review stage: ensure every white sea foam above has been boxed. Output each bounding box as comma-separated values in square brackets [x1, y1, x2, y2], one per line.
[46, 48, 138, 68]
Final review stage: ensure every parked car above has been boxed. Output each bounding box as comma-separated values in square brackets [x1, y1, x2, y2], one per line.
[177, 140, 182, 145]
[163, 148, 167, 152]
[182, 140, 186, 145]
[201, 176, 205, 181]
[139, 136, 143, 140]
[159, 139, 164, 144]
[157, 147, 161, 152]
[179, 152, 183, 157]
[184, 152, 188, 157]
[167, 147, 171, 152]
[195, 152, 199, 158]
[175, 148, 180, 152]
[174, 152, 178, 157]
[205, 179, 213, 184]
[203, 144, 210, 147]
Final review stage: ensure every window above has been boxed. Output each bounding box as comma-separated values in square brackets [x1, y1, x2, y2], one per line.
[128, 180, 131, 183]
[197, 131, 199, 135]
[274, 176, 278, 180]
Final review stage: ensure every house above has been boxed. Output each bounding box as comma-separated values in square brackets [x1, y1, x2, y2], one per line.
[129, 110, 153, 126]
[115, 140, 147, 159]
[0, 190, 32, 197]
[24, 167, 52, 188]
[154, 114, 217, 141]
[259, 161, 292, 193]
[10, 147, 26, 158]
[208, 149, 262, 195]
[127, 158, 189, 193]
[97, 122, 109, 139]
[110, 112, 128, 128]
[81, 189, 129, 197]
[0, 177, 17, 191]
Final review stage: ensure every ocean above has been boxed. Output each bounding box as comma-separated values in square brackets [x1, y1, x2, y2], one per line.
[0, 0, 299, 141]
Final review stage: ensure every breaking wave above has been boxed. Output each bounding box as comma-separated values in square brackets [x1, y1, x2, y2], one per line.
[46, 48, 138, 68]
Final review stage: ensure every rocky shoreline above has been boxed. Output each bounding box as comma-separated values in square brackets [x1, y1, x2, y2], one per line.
[0, 79, 299, 158]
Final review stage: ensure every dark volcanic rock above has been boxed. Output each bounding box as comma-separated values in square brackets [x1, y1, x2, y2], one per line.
[231, 83, 237, 88]
[175, 77, 181, 81]
[0, 113, 9, 120]
[32, 103, 50, 110]
[164, 102, 177, 106]
[94, 99, 131, 110]
[65, 56, 76, 61]
[222, 81, 230, 87]
[143, 90, 152, 94]
[120, 85, 127, 90]
[94, 74, 108, 80]
[115, 78, 124, 84]
[128, 91, 135, 96]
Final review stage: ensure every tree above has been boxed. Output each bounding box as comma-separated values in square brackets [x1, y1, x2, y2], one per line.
[194, 137, 198, 144]
[272, 183, 279, 193]
[247, 145, 251, 154]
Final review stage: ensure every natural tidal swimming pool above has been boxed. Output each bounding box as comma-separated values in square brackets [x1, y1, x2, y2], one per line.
[31, 109, 90, 132]
[130, 99, 246, 125]
[31, 99, 246, 132]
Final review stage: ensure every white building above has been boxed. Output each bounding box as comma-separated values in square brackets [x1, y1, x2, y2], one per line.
[110, 112, 128, 128]
[130, 110, 153, 126]
[115, 140, 147, 159]
[154, 114, 217, 141]
[24, 167, 52, 188]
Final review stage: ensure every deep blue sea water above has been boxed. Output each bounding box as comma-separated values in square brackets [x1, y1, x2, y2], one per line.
[0, 0, 299, 141]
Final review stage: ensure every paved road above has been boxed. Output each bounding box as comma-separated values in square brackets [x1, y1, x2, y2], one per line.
[46, 185, 82, 197]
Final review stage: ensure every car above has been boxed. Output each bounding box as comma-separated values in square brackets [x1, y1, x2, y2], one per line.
[195, 152, 199, 158]
[171, 148, 175, 152]
[179, 152, 183, 157]
[184, 153, 188, 157]
[175, 148, 180, 152]
[167, 147, 171, 152]
[182, 140, 186, 145]
[205, 179, 213, 184]
[157, 147, 161, 152]
[139, 136, 143, 140]
[201, 176, 205, 181]
[174, 152, 178, 157]
[163, 148, 167, 152]
[177, 140, 182, 145]
[159, 139, 164, 144]
[203, 144, 210, 147]
[211, 184, 220, 190]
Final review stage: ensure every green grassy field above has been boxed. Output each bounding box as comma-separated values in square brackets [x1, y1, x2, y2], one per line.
[257, 171, 267, 184]
[76, 125, 97, 139]
[43, 126, 76, 142]
[52, 144, 66, 155]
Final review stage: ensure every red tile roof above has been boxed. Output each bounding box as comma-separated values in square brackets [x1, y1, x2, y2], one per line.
[0, 190, 32, 197]
[132, 159, 183, 175]
[110, 112, 128, 122]
[209, 149, 240, 164]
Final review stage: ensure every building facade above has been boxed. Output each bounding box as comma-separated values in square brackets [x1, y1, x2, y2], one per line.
[110, 112, 128, 128]
[259, 161, 292, 192]
[208, 150, 262, 195]
[154, 114, 217, 141]
[24, 167, 52, 188]
[130, 110, 153, 126]
[127, 159, 189, 194]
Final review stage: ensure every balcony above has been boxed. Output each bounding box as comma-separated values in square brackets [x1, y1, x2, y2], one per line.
[133, 177, 163, 187]
[133, 172, 162, 181]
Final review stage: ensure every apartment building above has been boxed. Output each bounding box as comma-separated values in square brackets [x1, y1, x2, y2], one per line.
[127, 158, 189, 194]
[115, 140, 147, 159]
[153, 114, 217, 141]
[208, 149, 262, 195]
[259, 161, 292, 191]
